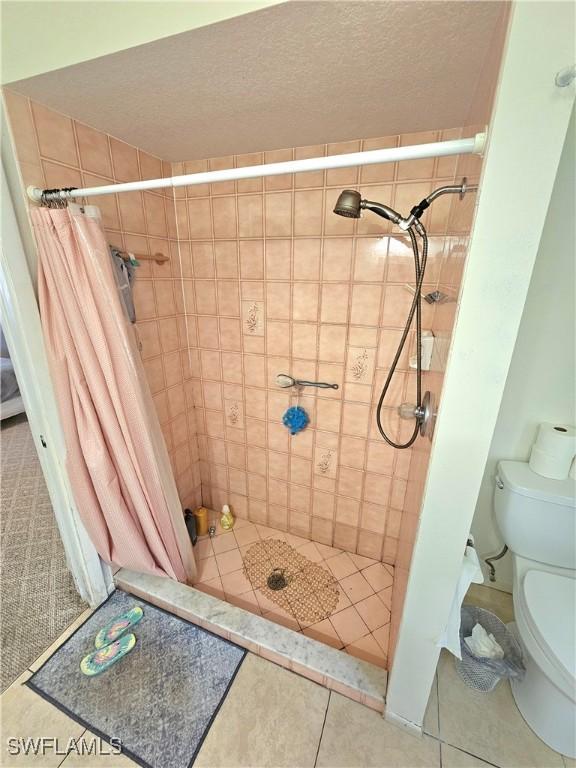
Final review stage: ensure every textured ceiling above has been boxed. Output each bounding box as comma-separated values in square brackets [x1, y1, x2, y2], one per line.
[7, 1, 508, 161]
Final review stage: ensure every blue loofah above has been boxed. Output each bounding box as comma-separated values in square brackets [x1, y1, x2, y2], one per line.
[282, 406, 309, 435]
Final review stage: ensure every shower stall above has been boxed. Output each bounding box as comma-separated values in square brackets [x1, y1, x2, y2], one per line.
[3, 0, 572, 728]
[3, 93, 484, 684]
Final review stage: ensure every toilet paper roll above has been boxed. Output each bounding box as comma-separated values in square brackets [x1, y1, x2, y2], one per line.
[533, 422, 576, 457]
[529, 444, 574, 480]
[529, 422, 576, 480]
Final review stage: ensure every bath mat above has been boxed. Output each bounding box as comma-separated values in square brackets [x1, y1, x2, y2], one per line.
[26, 589, 245, 768]
[242, 539, 339, 624]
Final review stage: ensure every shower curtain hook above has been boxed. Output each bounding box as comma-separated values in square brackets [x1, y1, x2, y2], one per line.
[40, 188, 68, 208]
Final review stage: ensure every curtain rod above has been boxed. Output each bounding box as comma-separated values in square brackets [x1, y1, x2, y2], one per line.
[27, 132, 486, 203]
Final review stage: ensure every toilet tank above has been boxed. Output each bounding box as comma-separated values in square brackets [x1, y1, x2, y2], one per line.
[494, 460, 576, 570]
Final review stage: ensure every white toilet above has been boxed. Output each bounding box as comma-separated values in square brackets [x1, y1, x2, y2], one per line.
[494, 460, 576, 758]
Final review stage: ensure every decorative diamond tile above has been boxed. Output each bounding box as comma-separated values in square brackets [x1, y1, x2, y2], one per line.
[378, 585, 393, 609]
[215, 549, 243, 575]
[221, 568, 253, 596]
[315, 543, 342, 559]
[355, 593, 390, 631]
[263, 608, 300, 632]
[372, 623, 391, 655]
[330, 606, 370, 646]
[198, 555, 219, 582]
[303, 619, 343, 649]
[195, 539, 214, 560]
[227, 589, 261, 615]
[234, 523, 261, 547]
[325, 552, 358, 580]
[195, 576, 225, 600]
[362, 562, 394, 591]
[212, 533, 238, 554]
[350, 553, 378, 570]
[345, 633, 387, 668]
[296, 541, 324, 563]
[338, 571, 374, 604]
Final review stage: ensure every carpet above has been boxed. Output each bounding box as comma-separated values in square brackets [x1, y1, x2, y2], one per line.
[0, 414, 86, 691]
[27, 589, 246, 768]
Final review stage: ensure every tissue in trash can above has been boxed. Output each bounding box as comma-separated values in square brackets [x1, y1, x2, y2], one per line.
[464, 622, 505, 659]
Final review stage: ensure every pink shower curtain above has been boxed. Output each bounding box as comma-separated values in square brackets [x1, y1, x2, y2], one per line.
[32, 206, 196, 584]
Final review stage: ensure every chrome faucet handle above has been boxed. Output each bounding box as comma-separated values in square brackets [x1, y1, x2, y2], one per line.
[399, 402, 419, 420]
[398, 392, 436, 439]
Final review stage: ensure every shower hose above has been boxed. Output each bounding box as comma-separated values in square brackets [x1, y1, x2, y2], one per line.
[376, 223, 428, 449]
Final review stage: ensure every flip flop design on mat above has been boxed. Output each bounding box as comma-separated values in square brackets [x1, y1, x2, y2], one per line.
[80, 633, 136, 676]
[94, 606, 143, 649]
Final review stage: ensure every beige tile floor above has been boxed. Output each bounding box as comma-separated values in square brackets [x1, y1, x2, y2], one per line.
[194, 518, 393, 668]
[1, 586, 573, 768]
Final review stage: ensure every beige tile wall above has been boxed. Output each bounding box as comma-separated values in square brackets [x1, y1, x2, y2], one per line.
[3, 90, 202, 511]
[174, 129, 481, 561]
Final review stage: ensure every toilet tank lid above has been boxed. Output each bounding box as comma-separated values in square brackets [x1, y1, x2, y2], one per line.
[498, 461, 576, 507]
[523, 570, 576, 679]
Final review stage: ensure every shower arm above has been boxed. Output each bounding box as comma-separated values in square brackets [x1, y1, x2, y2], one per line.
[360, 179, 477, 233]
[399, 179, 478, 230]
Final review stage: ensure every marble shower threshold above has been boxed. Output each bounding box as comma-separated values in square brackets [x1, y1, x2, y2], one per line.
[116, 568, 387, 712]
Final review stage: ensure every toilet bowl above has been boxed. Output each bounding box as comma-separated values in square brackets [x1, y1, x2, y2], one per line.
[494, 460, 576, 758]
[510, 567, 575, 757]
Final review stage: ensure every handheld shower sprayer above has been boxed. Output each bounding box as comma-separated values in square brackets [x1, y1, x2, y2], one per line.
[333, 178, 477, 449]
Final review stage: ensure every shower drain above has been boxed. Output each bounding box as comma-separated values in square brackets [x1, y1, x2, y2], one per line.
[243, 539, 340, 623]
[267, 568, 289, 591]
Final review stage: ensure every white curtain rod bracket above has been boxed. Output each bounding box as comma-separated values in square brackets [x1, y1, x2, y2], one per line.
[27, 132, 486, 203]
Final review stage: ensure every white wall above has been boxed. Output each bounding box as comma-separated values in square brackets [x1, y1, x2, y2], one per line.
[386, 0, 575, 731]
[472, 109, 576, 590]
[1, 1, 280, 84]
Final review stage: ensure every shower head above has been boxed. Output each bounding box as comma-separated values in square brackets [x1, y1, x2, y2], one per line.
[333, 189, 362, 218]
[333, 189, 402, 224]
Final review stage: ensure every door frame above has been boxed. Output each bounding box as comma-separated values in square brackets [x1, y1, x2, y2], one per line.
[1, 159, 112, 607]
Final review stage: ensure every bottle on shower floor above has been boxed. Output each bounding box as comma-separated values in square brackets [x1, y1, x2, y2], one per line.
[220, 504, 235, 531]
[193, 506, 209, 537]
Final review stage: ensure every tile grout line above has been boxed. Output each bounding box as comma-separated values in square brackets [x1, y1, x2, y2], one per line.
[435, 673, 441, 742]
[425, 671, 503, 768]
[56, 728, 88, 768]
[430, 733, 502, 768]
[313, 690, 332, 768]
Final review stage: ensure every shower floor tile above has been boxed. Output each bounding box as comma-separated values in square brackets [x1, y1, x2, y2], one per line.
[194, 520, 393, 668]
